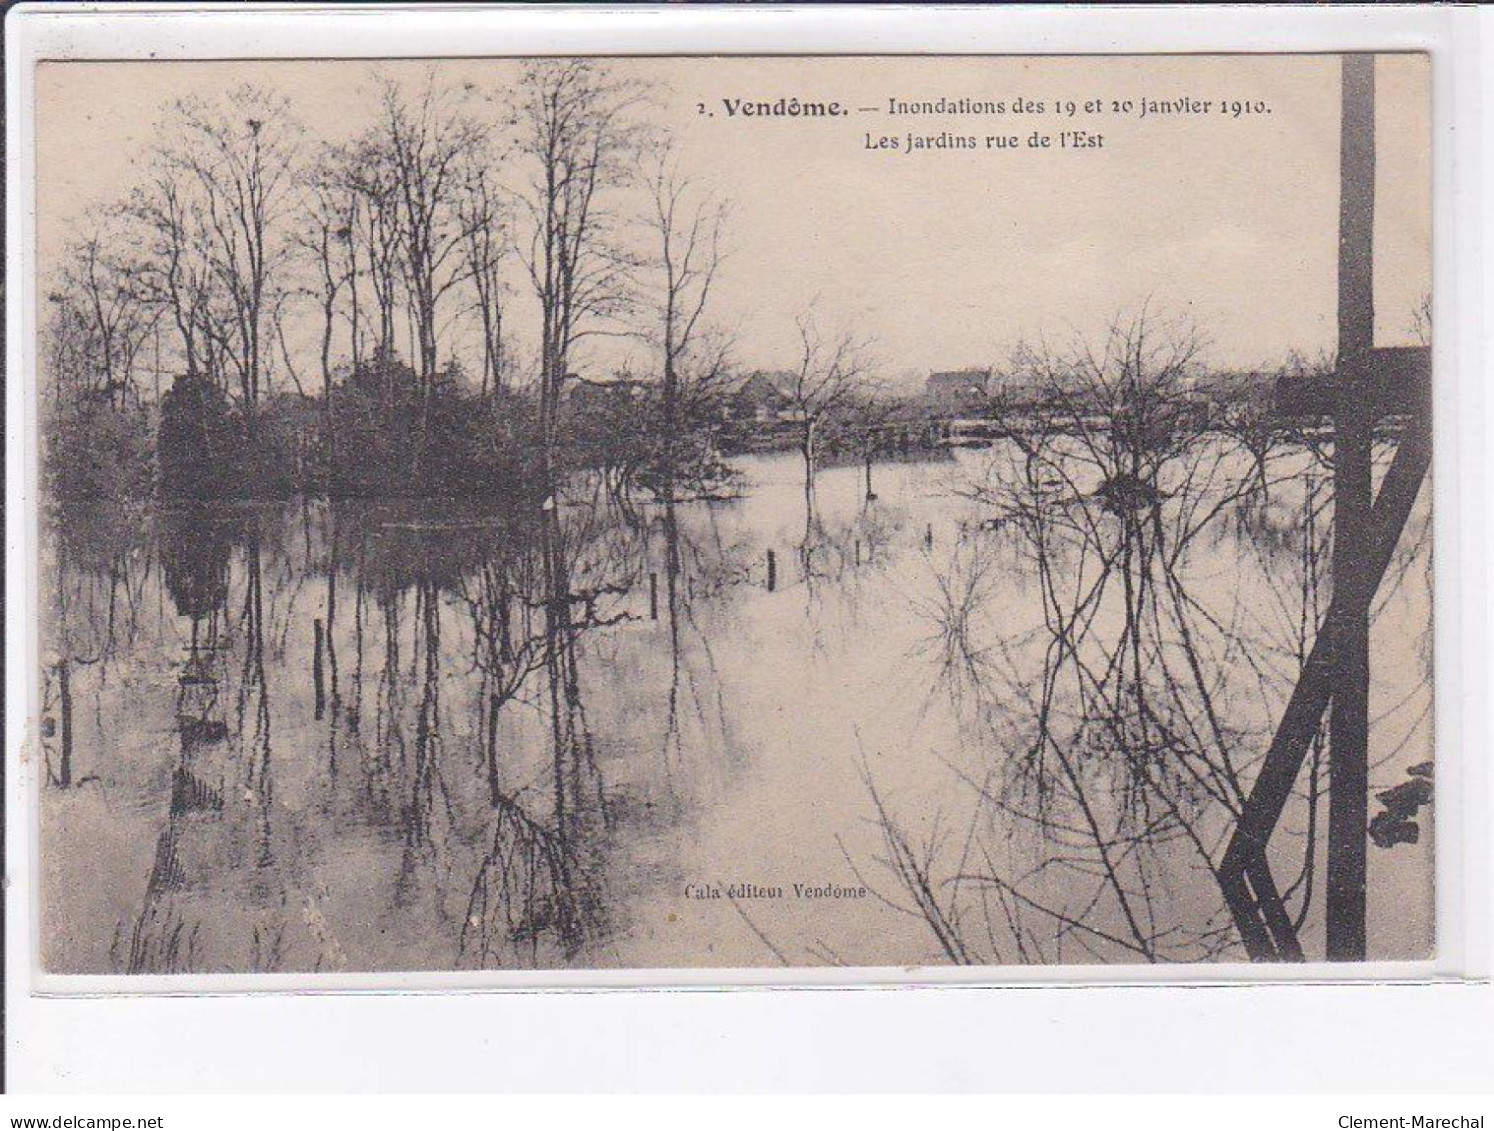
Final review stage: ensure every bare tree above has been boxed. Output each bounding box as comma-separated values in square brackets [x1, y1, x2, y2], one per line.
[47, 216, 161, 411]
[783, 310, 873, 504]
[293, 155, 358, 481]
[457, 158, 512, 398]
[369, 75, 489, 394]
[342, 138, 404, 379]
[124, 172, 218, 388]
[834, 387, 903, 505]
[515, 60, 649, 482]
[640, 142, 727, 445]
[142, 85, 302, 415]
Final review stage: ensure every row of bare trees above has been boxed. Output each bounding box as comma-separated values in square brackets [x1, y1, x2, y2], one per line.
[46, 63, 824, 503]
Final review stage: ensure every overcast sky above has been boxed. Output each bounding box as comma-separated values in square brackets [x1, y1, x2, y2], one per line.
[36, 54, 1431, 385]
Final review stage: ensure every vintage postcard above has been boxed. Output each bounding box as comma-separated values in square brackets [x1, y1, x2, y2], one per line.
[29, 52, 1433, 979]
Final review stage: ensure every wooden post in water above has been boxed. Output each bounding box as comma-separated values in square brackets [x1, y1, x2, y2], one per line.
[1326, 53, 1376, 962]
[649, 572, 659, 620]
[313, 618, 326, 721]
[766, 549, 777, 592]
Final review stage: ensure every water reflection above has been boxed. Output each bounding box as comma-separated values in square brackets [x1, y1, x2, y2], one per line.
[868, 428, 1432, 965]
[39, 448, 1433, 972]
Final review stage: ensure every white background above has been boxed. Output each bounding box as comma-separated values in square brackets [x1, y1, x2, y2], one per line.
[5, 3, 1491, 1093]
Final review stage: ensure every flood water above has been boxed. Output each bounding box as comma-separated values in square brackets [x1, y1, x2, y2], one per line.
[38, 446, 1435, 974]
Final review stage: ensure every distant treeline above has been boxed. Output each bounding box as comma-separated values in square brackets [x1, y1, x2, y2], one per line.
[44, 338, 1293, 510]
[48, 349, 752, 507]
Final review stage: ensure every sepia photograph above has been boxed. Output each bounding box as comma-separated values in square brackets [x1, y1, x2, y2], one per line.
[29, 51, 1434, 978]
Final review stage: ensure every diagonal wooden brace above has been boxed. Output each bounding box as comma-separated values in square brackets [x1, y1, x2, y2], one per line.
[1220, 407, 1430, 960]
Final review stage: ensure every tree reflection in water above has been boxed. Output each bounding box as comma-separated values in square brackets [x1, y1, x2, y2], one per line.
[114, 507, 237, 972]
[861, 318, 1432, 964]
[40, 420, 1431, 971]
[45, 483, 711, 971]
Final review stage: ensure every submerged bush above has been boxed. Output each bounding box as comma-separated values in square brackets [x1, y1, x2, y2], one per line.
[157, 372, 236, 500]
[324, 374, 545, 502]
[45, 400, 154, 509]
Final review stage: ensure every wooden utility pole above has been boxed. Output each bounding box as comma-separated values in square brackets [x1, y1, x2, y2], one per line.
[1327, 52, 1376, 961]
[1219, 54, 1431, 962]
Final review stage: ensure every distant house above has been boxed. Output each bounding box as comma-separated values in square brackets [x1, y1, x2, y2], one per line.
[732, 370, 802, 423]
[985, 369, 1040, 406]
[924, 369, 992, 414]
[567, 375, 648, 416]
[1192, 369, 1273, 405]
